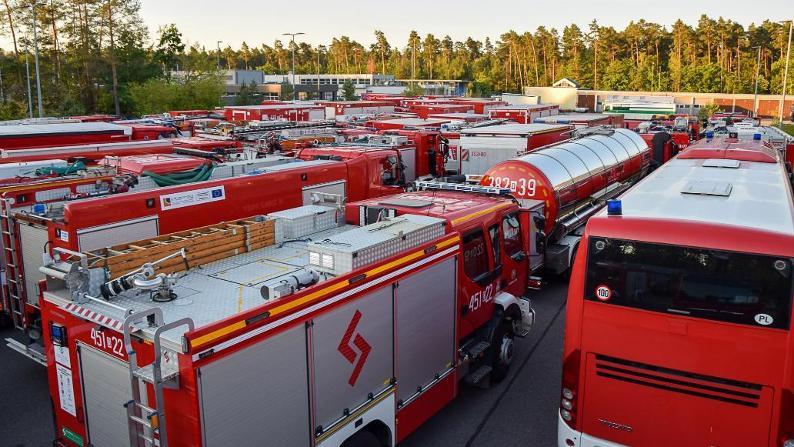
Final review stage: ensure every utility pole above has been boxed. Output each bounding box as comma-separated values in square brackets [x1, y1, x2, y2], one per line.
[31, 1, 44, 117]
[316, 49, 321, 100]
[780, 19, 792, 127]
[24, 44, 33, 118]
[753, 46, 761, 118]
[283, 32, 305, 101]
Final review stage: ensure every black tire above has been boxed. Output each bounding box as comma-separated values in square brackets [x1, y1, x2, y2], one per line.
[0, 311, 12, 330]
[489, 317, 515, 383]
[341, 430, 383, 447]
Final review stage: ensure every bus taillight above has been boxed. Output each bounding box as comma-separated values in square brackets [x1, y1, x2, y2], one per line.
[560, 349, 581, 429]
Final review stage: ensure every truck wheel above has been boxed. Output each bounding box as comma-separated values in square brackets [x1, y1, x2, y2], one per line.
[489, 317, 515, 383]
[341, 430, 383, 447]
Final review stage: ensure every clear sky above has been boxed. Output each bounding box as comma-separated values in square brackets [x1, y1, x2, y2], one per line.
[138, 0, 792, 49]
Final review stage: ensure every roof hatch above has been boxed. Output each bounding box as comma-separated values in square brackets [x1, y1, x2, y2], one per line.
[681, 180, 733, 197]
[702, 159, 741, 169]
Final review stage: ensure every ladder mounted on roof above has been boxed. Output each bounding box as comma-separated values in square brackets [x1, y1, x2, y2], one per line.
[413, 180, 512, 196]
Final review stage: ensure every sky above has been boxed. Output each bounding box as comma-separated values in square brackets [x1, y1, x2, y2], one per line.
[136, 0, 793, 49]
[0, 0, 790, 51]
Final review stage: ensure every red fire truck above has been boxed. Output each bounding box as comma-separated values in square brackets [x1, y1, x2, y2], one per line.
[0, 140, 177, 164]
[479, 128, 651, 275]
[557, 138, 794, 447]
[40, 183, 536, 447]
[2, 152, 418, 356]
[0, 122, 134, 149]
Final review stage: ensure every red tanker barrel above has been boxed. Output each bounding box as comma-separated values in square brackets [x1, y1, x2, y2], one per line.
[481, 129, 649, 233]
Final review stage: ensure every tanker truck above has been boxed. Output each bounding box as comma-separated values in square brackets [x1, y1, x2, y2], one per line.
[479, 127, 651, 276]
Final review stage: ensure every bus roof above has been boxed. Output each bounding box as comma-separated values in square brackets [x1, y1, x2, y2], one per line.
[593, 156, 794, 235]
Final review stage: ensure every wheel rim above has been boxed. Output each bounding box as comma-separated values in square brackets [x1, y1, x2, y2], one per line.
[499, 335, 514, 366]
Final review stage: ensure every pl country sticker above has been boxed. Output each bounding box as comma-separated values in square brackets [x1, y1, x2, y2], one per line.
[595, 285, 612, 302]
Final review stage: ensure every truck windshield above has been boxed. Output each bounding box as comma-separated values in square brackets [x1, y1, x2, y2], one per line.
[585, 237, 793, 330]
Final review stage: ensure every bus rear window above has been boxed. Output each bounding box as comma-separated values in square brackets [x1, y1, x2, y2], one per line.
[585, 237, 793, 330]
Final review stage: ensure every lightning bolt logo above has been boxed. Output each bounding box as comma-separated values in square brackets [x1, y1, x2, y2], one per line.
[337, 310, 371, 387]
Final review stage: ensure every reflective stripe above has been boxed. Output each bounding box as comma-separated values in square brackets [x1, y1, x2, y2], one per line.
[189, 236, 461, 350]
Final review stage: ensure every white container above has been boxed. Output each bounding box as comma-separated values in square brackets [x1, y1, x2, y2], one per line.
[307, 214, 446, 275]
[270, 205, 339, 242]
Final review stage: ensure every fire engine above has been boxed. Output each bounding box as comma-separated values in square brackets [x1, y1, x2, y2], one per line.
[2, 150, 419, 361]
[40, 182, 536, 447]
[0, 122, 135, 149]
[479, 128, 651, 275]
[558, 137, 794, 447]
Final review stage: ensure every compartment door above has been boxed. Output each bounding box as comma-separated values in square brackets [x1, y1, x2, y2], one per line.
[78, 344, 132, 447]
[198, 324, 311, 447]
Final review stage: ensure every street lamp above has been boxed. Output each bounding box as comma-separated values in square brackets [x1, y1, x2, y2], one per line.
[753, 46, 761, 118]
[283, 32, 305, 101]
[779, 20, 792, 127]
[31, 1, 43, 117]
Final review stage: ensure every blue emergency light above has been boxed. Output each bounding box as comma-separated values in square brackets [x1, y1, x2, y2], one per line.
[753, 133, 762, 141]
[705, 131, 714, 139]
[607, 199, 623, 216]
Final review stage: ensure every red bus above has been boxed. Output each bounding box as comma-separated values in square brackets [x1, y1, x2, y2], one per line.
[558, 138, 794, 447]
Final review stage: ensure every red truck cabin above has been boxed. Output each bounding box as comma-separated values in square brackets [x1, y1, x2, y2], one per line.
[559, 142, 794, 447]
[347, 189, 532, 339]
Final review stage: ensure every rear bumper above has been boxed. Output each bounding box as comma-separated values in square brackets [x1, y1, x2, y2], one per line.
[558, 413, 626, 447]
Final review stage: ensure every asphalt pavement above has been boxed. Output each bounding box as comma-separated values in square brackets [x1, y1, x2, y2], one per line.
[0, 279, 567, 447]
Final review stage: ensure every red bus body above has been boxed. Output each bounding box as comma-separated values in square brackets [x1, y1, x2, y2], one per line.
[558, 138, 794, 447]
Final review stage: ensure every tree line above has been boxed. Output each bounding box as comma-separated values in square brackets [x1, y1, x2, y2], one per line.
[1, 1, 792, 119]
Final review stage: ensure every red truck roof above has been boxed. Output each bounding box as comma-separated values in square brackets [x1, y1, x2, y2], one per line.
[349, 190, 514, 230]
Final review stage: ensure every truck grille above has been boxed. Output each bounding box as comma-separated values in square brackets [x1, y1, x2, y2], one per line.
[594, 355, 763, 408]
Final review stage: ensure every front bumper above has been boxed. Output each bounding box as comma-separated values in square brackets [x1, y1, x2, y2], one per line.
[558, 412, 626, 447]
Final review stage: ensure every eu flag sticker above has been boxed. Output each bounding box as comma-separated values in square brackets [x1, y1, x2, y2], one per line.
[212, 188, 223, 198]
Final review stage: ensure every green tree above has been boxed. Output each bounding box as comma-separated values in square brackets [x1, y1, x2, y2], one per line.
[236, 80, 260, 105]
[341, 80, 356, 101]
[154, 24, 185, 74]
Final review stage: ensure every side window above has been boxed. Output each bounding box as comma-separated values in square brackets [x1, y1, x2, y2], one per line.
[462, 229, 489, 281]
[488, 224, 501, 269]
[502, 213, 523, 258]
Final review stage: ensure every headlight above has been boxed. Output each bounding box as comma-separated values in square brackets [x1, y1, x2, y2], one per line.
[562, 388, 574, 400]
[561, 409, 572, 421]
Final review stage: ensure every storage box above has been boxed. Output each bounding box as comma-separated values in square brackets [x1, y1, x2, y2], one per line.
[307, 214, 446, 275]
[270, 205, 339, 242]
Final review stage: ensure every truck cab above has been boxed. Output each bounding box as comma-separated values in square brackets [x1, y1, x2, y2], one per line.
[347, 182, 537, 383]
[296, 145, 418, 191]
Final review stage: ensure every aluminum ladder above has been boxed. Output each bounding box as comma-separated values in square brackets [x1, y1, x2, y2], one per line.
[1, 198, 24, 329]
[122, 308, 194, 447]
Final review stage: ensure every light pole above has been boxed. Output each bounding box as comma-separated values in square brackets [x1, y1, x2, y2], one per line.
[31, 1, 43, 117]
[753, 45, 761, 118]
[217, 41, 223, 69]
[779, 20, 792, 127]
[24, 43, 33, 118]
[283, 32, 305, 101]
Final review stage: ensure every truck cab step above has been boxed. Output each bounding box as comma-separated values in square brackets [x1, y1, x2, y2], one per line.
[464, 365, 493, 386]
